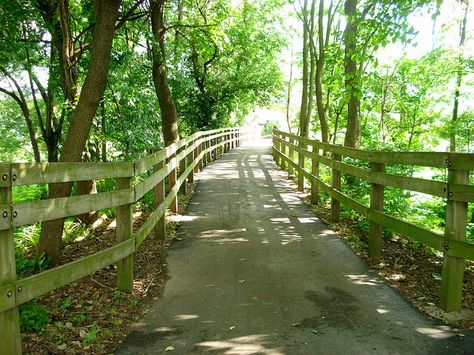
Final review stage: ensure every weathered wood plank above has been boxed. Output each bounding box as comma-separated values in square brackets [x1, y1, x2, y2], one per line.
[369, 163, 384, 261]
[0, 204, 9, 231]
[116, 177, 133, 293]
[168, 154, 178, 213]
[135, 144, 174, 175]
[0, 164, 10, 187]
[0, 170, 21, 354]
[449, 183, 474, 202]
[135, 159, 176, 201]
[134, 185, 178, 248]
[14, 239, 135, 308]
[441, 169, 469, 312]
[11, 162, 134, 186]
[298, 142, 305, 192]
[331, 153, 341, 222]
[274, 129, 474, 169]
[13, 188, 134, 227]
[153, 161, 166, 240]
[311, 143, 320, 204]
[445, 239, 474, 261]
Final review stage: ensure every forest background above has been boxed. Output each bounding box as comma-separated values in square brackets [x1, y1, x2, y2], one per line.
[0, 0, 473, 302]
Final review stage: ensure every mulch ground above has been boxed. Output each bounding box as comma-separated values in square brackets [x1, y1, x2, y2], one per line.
[22, 182, 197, 354]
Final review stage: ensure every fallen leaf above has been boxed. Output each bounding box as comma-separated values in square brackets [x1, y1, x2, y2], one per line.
[79, 329, 87, 338]
[57, 344, 67, 351]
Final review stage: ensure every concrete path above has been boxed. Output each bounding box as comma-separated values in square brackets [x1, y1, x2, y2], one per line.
[116, 140, 474, 354]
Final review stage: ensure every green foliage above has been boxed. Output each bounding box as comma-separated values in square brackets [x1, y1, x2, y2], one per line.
[262, 120, 280, 136]
[16, 253, 49, 276]
[19, 301, 51, 333]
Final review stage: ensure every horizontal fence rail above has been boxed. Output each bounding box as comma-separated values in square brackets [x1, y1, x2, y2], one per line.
[0, 127, 244, 355]
[272, 129, 474, 313]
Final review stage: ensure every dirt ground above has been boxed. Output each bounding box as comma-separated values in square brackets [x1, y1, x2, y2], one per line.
[22, 182, 197, 355]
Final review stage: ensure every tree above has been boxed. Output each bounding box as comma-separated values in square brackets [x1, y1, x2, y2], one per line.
[150, 0, 179, 146]
[450, 0, 469, 152]
[38, 0, 121, 265]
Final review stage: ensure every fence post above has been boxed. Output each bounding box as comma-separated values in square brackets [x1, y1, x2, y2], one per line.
[153, 161, 166, 239]
[0, 165, 22, 355]
[369, 163, 385, 261]
[194, 137, 201, 174]
[330, 153, 341, 222]
[272, 132, 279, 167]
[197, 139, 203, 169]
[116, 175, 133, 293]
[281, 137, 287, 171]
[206, 136, 211, 164]
[169, 152, 178, 213]
[311, 142, 320, 205]
[272, 131, 277, 162]
[288, 138, 295, 177]
[179, 147, 187, 196]
[440, 168, 469, 312]
[297, 141, 305, 192]
[187, 142, 194, 184]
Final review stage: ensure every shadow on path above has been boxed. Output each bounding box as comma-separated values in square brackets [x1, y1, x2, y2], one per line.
[116, 140, 474, 354]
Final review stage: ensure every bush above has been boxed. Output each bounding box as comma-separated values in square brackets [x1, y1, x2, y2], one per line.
[19, 300, 50, 333]
[261, 120, 280, 136]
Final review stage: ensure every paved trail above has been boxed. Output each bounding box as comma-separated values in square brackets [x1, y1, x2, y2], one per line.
[116, 141, 474, 354]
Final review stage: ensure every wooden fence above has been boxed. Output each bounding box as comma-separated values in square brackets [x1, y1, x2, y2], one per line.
[272, 129, 474, 313]
[0, 127, 243, 354]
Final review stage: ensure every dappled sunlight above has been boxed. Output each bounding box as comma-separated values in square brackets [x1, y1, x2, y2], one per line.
[416, 326, 457, 339]
[270, 217, 291, 224]
[297, 217, 319, 224]
[345, 274, 383, 286]
[175, 314, 199, 321]
[169, 215, 200, 223]
[376, 308, 390, 314]
[196, 334, 284, 355]
[198, 228, 249, 244]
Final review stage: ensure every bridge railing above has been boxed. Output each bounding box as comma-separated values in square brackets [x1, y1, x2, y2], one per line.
[272, 129, 474, 313]
[0, 127, 243, 354]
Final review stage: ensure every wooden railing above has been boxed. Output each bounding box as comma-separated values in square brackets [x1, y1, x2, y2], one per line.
[0, 127, 243, 354]
[272, 129, 474, 313]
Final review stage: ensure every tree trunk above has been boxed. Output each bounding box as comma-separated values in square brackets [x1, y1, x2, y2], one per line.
[298, 0, 309, 137]
[314, 0, 334, 143]
[450, 0, 468, 153]
[343, 0, 360, 148]
[38, 0, 121, 265]
[150, 0, 179, 146]
[286, 43, 294, 134]
[77, 146, 99, 225]
[303, 0, 317, 138]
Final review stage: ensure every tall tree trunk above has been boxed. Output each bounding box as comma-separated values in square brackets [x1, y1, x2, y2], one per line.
[38, 0, 121, 265]
[76, 145, 99, 225]
[343, 0, 360, 148]
[314, 0, 335, 143]
[303, 0, 317, 138]
[286, 43, 294, 134]
[298, 0, 309, 137]
[150, 0, 179, 146]
[450, 0, 468, 153]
